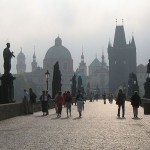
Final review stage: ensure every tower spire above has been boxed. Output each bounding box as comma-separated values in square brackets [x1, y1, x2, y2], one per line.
[81, 45, 84, 62]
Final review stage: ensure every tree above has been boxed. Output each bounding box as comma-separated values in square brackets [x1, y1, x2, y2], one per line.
[128, 72, 139, 97]
[71, 74, 76, 97]
[77, 76, 82, 91]
[52, 62, 61, 98]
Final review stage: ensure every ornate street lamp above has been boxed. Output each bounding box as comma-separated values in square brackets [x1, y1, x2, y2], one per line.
[45, 70, 50, 91]
[70, 79, 72, 93]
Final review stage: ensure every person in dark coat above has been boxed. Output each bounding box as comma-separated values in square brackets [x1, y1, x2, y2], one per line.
[29, 88, 37, 114]
[130, 91, 141, 118]
[116, 89, 126, 118]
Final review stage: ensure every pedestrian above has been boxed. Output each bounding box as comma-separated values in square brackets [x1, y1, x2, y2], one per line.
[102, 92, 106, 104]
[29, 88, 37, 114]
[45, 90, 51, 115]
[23, 89, 29, 114]
[40, 91, 48, 116]
[108, 93, 113, 104]
[116, 89, 126, 118]
[65, 91, 73, 117]
[76, 90, 84, 117]
[55, 91, 64, 117]
[130, 91, 141, 118]
[63, 91, 67, 107]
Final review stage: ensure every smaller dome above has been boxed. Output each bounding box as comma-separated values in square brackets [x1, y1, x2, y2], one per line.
[17, 50, 25, 59]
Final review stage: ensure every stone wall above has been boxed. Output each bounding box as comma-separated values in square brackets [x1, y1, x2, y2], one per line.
[0, 100, 55, 121]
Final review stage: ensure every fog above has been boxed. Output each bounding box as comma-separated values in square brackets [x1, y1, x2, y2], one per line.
[0, 0, 149, 74]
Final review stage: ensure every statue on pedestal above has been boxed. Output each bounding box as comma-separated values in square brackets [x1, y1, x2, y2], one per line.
[144, 59, 150, 98]
[0, 43, 15, 104]
[3, 43, 15, 74]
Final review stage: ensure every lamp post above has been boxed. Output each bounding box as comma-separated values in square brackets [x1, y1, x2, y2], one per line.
[45, 70, 50, 91]
[70, 80, 72, 93]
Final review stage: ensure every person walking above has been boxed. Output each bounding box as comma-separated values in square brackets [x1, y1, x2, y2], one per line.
[102, 92, 106, 104]
[23, 89, 29, 114]
[65, 91, 73, 117]
[116, 89, 126, 118]
[130, 91, 141, 118]
[76, 90, 84, 118]
[55, 91, 64, 117]
[45, 90, 51, 115]
[40, 91, 49, 116]
[29, 88, 37, 114]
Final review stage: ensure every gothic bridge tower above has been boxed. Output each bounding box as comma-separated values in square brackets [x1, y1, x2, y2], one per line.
[108, 24, 136, 93]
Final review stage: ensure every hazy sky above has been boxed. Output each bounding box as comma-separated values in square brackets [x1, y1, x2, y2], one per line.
[0, 0, 150, 74]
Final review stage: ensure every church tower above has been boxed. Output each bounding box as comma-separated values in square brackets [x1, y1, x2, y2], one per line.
[108, 24, 136, 93]
[16, 48, 26, 74]
[31, 50, 37, 72]
[78, 48, 87, 76]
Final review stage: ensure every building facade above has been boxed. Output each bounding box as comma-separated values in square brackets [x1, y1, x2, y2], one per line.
[108, 25, 136, 93]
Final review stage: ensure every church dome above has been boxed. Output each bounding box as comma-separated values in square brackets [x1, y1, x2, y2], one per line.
[45, 36, 72, 59]
[17, 50, 25, 59]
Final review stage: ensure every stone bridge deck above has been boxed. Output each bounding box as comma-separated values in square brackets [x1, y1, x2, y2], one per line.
[0, 100, 150, 150]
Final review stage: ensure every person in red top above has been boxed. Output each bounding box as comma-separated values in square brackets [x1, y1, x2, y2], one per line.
[55, 91, 64, 117]
[65, 91, 73, 117]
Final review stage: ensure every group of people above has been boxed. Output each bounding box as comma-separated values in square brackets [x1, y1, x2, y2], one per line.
[54, 90, 84, 118]
[23, 88, 37, 114]
[115, 89, 141, 119]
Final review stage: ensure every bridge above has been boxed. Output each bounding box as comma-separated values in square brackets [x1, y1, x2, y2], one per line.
[0, 100, 150, 150]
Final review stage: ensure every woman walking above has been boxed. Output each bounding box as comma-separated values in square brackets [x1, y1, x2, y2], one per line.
[76, 90, 84, 118]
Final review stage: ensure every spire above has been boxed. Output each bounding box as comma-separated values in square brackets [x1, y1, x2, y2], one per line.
[131, 35, 136, 48]
[102, 51, 105, 64]
[81, 46, 84, 62]
[113, 25, 126, 47]
[33, 46, 36, 61]
[20, 47, 22, 53]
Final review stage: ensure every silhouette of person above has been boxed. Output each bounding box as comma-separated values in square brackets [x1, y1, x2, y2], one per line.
[147, 59, 150, 77]
[3, 43, 15, 74]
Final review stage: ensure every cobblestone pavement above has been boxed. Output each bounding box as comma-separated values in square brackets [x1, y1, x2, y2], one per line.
[0, 100, 150, 150]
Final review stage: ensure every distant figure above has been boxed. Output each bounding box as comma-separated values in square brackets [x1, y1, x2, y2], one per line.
[65, 91, 73, 117]
[76, 90, 84, 117]
[63, 91, 67, 107]
[45, 90, 51, 115]
[147, 59, 150, 77]
[102, 92, 106, 104]
[108, 93, 113, 104]
[40, 91, 49, 116]
[29, 88, 37, 114]
[23, 89, 29, 114]
[130, 91, 141, 118]
[55, 91, 64, 117]
[3, 43, 15, 74]
[116, 89, 126, 118]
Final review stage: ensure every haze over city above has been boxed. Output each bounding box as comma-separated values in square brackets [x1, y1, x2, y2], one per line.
[0, 0, 149, 74]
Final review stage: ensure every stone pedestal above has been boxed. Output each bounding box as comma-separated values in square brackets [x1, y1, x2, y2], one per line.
[0, 73, 16, 104]
[144, 77, 150, 99]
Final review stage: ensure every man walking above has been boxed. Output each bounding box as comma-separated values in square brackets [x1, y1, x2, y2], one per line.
[116, 89, 126, 118]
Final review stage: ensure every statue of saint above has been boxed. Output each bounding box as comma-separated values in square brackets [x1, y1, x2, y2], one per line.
[147, 59, 150, 77]
[3, 43, 15, 74]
